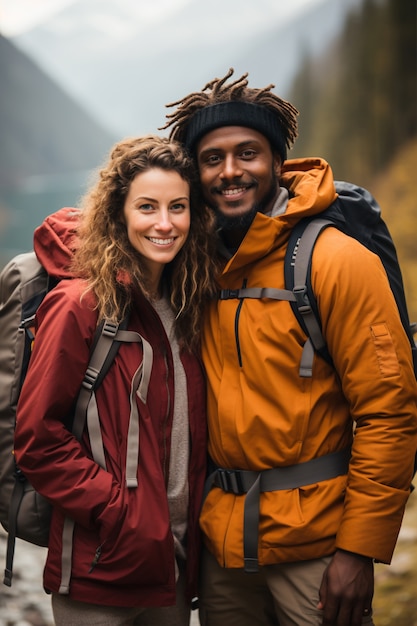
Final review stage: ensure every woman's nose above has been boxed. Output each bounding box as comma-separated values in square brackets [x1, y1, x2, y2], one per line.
[155, 209, 173, 230]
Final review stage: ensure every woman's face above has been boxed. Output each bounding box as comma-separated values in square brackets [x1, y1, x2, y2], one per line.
[123, 167, 191, 287]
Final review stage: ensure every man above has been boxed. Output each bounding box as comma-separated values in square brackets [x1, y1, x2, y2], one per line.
[162, 69, 417, 626]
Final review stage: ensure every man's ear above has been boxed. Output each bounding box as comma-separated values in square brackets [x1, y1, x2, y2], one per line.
[273, 153, 282, 177]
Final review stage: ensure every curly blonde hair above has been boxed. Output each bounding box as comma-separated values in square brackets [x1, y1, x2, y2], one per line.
[72, 135, 219, 351]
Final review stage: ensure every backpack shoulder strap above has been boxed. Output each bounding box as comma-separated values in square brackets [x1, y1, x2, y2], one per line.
[72, 317, 153, 445]
[59, 315, 153, 595]
[78, 322, 152, 474]
[284, 217, 335, 376]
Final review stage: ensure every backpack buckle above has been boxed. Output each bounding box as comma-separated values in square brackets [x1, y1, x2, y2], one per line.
[293, 285, 312, 315]
[13, 465, 26, 483]
[216, 468, 245, 494]
[219, 289, 241, 300]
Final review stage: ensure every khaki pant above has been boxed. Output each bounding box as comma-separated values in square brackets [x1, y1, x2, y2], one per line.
[199, 547, 374, 626]
[52, 568, 190, 626]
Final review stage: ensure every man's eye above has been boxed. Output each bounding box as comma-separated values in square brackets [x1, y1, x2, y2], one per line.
[206, 154, 221, 165]
[241, 149, 256, 159]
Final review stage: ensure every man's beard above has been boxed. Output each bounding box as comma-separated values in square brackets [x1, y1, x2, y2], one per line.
[215, 204, 258, 232]
[207, 177, 278, 233]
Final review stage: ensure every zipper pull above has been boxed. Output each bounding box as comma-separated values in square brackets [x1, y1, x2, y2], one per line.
[89, 545, 102, 573]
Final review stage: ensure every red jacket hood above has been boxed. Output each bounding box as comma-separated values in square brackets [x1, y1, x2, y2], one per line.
[33, 207, 81, 279]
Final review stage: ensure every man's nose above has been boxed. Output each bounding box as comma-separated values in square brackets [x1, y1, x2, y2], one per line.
[220, 155, 243, 180]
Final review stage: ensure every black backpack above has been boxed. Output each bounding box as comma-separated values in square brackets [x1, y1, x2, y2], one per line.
[285, 181, 417, 377]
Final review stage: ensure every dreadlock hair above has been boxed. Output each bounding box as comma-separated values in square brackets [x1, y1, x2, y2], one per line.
[161, 68, 299, 159]
[72, 135, 219, 352]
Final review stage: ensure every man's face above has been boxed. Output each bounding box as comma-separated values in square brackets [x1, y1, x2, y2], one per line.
[196, 126, 281, 230]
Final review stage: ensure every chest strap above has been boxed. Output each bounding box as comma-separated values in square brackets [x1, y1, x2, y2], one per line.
[206, 447, 351, 573]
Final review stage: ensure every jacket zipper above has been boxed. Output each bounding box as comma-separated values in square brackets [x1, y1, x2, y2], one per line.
[162, 349, 170, 483]
[150, 306, 171, 484]
[235, 279, 247, 368]
[89, 544, 103, 573]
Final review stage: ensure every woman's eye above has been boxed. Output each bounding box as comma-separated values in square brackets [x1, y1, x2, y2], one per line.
[171, 203, 187, 211]
[139, 203, 154, 211]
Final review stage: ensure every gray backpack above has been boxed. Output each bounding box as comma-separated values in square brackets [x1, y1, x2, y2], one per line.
[0, 231, 153, 589]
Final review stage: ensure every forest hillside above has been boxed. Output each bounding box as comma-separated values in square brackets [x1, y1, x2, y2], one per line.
[290, 0, 416, 187]
[371, 137, 417, 329]
[289, 0, 416, 331]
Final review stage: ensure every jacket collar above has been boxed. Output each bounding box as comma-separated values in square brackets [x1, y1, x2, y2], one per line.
[218, 157, 337, 273]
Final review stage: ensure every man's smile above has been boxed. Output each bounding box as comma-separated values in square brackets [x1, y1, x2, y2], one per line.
[221, 186, 251, 197]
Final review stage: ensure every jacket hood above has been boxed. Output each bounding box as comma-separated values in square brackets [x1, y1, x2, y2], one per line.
[280, 157, 337, 223]
[33, 207, 81, 279]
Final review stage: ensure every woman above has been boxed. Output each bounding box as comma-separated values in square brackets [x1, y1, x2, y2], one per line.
[14, 135, 218, 625]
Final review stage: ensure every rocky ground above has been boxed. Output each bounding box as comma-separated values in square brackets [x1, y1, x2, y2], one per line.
[0, 530, 199, 626]
[372, 489, 417, 625]
[0, 494, 416, 626]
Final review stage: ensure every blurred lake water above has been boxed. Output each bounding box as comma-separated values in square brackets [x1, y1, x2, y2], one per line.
[0, 171, 93, 268]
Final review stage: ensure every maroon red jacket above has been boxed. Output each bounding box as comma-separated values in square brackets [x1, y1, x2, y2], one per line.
[14, 209, 207, 607]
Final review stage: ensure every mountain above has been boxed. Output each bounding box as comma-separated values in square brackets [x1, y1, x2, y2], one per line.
[9, 0, 362, 138]
[0, 34, 116, 189]
[229, 0, 362, 98]
[0, 34, 117, 265]
[1, 0, 399, 267]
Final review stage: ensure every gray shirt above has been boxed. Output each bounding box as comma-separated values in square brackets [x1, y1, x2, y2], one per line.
[152, 296, 189, 575]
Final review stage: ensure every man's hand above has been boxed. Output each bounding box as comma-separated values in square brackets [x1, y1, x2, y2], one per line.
[317, 549, 374, 625]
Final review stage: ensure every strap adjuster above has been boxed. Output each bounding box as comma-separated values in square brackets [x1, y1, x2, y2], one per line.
[82, 366, 99, 391]
[102, 320, 119, 338]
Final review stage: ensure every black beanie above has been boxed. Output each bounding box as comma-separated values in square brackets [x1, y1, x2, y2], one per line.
[183, 101, 288, 161]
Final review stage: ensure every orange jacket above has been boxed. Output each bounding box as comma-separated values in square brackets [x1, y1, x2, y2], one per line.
[200, 158, 417, 567]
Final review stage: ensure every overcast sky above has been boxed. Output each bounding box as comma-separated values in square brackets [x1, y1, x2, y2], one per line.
[0, 0, 324, 37]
